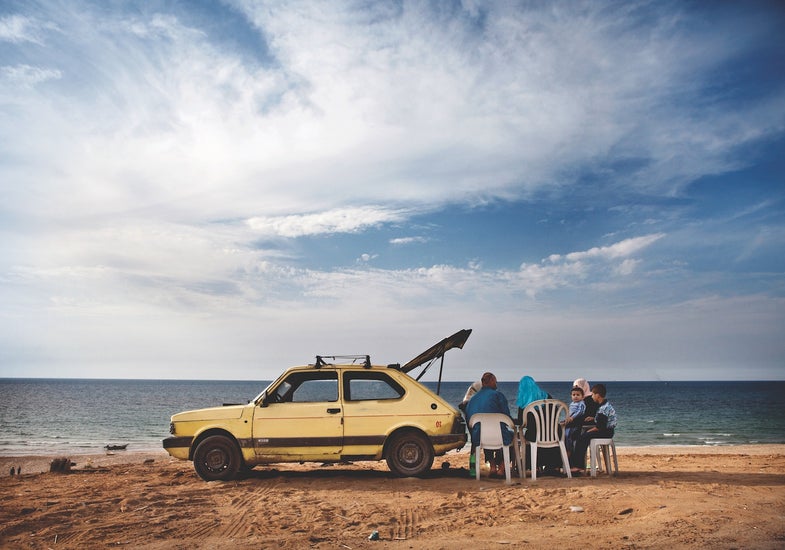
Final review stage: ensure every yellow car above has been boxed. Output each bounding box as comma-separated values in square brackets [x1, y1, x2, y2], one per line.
[163, 331, 471, 480]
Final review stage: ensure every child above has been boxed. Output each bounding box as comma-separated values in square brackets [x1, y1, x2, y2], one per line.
[569, 383, 617, 473]
[561, 386, 586, 455]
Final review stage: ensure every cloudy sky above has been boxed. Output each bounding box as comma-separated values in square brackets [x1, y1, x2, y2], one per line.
[1, 1, 784, 382]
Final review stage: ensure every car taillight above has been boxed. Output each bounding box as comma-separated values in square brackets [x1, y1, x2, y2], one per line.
[452, 415, 466, 433]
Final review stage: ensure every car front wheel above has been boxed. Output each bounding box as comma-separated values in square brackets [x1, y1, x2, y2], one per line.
[193, 435, 242, 481]
[386, 431, 434, 477]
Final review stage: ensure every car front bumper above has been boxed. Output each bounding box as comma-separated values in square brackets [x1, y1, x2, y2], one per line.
[162, 436, 193, 460]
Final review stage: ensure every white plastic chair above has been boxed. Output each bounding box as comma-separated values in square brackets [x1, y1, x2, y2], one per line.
[468, 413, 516, 484]
[589, 438, 618, 477]
[520, 399, 572, 480]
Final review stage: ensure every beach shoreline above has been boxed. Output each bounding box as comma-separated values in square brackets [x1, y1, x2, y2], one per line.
[2, 445, 784, 549]
[2, 443, 783, 475]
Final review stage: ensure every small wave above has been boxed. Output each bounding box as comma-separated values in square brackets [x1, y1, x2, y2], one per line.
[698, 434, 731, 442]
[662, 433, 681, 437]
[8, 431, 37, 437]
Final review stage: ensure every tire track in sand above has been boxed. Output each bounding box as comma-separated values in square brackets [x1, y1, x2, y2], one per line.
[211, 479, 283, 540]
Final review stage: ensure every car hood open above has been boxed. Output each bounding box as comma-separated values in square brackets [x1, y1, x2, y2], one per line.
[401, 328, 472, 375]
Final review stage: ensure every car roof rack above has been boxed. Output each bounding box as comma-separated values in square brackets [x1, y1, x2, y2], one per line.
[315, 355, 372, 369]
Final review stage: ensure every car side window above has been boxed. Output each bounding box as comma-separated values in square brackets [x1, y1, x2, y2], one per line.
[344, 372, 405, 401]
[277, 371, 338, 403]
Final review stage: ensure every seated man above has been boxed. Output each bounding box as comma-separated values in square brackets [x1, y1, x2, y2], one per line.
[465, 372, 514, 478]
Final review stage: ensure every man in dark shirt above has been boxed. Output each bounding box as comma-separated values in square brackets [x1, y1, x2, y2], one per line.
[465, 372, 514, 477]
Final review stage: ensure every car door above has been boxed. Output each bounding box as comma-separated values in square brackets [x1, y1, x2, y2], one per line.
[252, 369, 343, 460]
[340, 370, 408, 459]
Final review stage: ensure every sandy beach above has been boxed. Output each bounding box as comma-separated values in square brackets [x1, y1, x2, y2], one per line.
[1, 445, 784, 549]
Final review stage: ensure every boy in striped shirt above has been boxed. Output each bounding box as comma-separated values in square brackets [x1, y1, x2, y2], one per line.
[569, 383, 617, 474]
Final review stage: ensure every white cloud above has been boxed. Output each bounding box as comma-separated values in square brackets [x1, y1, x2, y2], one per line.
[247, 206, 407, 238]
[3, 255, 783, 380]
[390, 236, 428, 246]
[615, 258, 640, 276]
[1, 64, 62, 86]
[357, 253, 377, 263]
[513, 234, 665, 296]
[0, 14, 54, 44]
[552, 234, 665, 263]
[1, 2, 781, 229]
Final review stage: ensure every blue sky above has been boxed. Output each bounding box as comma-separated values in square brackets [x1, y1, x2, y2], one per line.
[1, 0, 783, 381]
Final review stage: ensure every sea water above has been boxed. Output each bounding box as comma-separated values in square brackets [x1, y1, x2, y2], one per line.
[1, 378, 783, 456]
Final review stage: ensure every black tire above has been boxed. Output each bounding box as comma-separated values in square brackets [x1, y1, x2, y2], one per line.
[385, 431, 434, 477]
[193, 435, 242, 481]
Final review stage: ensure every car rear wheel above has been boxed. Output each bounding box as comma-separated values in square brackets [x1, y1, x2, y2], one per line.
[193, 435, 242, 481]
[386, 431, 434, 477]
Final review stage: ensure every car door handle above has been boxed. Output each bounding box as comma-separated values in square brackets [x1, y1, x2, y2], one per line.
[326, 408, 341, 414]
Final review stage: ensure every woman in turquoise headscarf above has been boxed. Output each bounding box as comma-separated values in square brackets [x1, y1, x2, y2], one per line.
[516, 376, 549, 424]
[516, 376, 562, 475]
